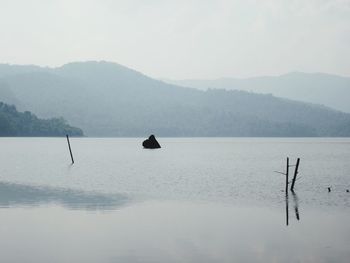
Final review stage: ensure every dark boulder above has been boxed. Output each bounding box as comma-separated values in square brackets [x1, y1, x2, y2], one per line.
[142, 135, 161, 149]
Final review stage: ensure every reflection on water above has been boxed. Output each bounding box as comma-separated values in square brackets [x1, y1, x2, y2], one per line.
[292, 191, 301, 221]
[0, 182, 130, 210]
[285, 195, 289, 226]
[285, 192, 301, 226]
[0, 138, 349, 262]
[0, 200, 349, 263]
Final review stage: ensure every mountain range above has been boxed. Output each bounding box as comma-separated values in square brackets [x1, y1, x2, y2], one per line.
[0, 61, 349, 137]
[164, 72, 350, 113]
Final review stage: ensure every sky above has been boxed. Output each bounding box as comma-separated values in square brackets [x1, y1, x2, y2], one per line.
[0, 0, 349, 79]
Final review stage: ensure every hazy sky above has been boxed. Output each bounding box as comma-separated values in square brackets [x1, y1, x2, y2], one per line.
[0, 0, 349, 79]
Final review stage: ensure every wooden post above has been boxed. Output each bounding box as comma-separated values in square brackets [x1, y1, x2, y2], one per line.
[66, 134, 74, 164]
[285, 157, 289, 195]
[290, 158, 300, 191]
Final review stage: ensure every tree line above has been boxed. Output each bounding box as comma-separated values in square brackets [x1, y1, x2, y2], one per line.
[0, 102, 83, 136]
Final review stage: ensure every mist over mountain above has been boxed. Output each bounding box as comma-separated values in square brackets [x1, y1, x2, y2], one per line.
[0, 61, 350, 137]
[164, 72, 350, 113]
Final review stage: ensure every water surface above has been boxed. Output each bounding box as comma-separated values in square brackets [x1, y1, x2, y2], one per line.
[0, 138, 349, 262]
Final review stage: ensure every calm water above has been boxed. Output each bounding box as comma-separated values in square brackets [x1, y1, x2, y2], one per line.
[0, 138, 349, 262]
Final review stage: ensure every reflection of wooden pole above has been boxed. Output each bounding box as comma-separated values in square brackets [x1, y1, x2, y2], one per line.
[285, 195, 289, 226]
[66, 134, 74, 164]
[286, 157, 289, 195]
[291, 191, 300, 221]
[290, 158, 300, 191]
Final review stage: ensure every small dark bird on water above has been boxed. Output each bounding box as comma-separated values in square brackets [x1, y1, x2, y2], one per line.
[346, 189, 349, 193]
[328, 187, 331, 192]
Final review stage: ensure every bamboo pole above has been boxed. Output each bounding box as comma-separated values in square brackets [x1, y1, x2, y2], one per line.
[286, 157, 289, 195]
[290, 158, 300, 191]
[66, 134, 74, 164]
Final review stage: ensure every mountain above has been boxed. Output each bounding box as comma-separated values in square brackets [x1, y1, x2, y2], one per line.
[164, 72, 350, 113]
[0, 64, 46, 77]
[0, 61, 350, 137]
[0, 102, 83, 136]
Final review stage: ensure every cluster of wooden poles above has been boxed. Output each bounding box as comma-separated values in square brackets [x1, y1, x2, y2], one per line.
[275, 157, 300, 194]
[275, 157, 301, 226]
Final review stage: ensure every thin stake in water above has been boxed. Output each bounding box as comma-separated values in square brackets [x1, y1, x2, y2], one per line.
[290, 158, 300, 191]
[286, 157, 289, 195]
[66, 134, 74, 164]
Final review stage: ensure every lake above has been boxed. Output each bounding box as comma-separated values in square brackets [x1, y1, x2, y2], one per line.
[0, 138, 349, 262]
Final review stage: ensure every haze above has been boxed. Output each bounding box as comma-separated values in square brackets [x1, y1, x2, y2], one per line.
[1, 0, 349, 79]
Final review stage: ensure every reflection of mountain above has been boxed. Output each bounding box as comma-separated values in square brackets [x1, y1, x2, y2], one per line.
[0, 182, 129, 210]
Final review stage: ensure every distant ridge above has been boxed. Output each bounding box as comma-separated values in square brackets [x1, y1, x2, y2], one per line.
[0, 61, 350, 137]
[164, 72, 350, 113]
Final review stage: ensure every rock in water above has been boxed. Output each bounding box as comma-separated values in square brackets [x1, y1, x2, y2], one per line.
[142, 135, 161, 149]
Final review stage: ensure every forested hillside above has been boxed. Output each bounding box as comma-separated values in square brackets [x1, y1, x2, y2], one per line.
[0, 102, 83, 136]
